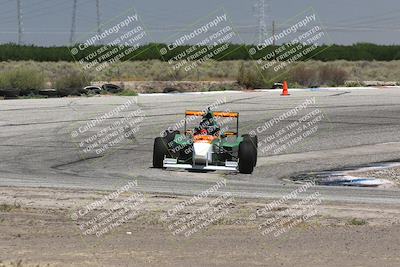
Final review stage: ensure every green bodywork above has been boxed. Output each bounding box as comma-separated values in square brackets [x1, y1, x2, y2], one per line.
[169, 109, 243, 164]
[173, 134, 243, 148]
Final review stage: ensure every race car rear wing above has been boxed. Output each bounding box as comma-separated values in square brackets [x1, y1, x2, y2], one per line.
[184, 110, 239, 136]
[185, 111, 239, 118]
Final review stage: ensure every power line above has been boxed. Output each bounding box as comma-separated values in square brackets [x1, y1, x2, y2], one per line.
[331, 8, 400, 26]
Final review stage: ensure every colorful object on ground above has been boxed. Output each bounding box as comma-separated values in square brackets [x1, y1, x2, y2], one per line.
[281, 81, 290, 96]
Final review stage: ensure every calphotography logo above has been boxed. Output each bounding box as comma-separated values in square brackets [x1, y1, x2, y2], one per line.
[70, 180, 144, 237]
[251, 182, 323, 238]
[249, 7, 331, 83]
[248, 97, 327, 156]
[70, 97, 146, 156]
[158, 9, 240, 77]
[69, 7, 151, 74]
[160, 179, 235, 238]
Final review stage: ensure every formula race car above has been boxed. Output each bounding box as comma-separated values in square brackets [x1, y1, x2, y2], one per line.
[152, 109, 258, 174]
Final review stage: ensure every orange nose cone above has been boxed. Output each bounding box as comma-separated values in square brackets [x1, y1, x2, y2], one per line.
[281, 81, 290, 96]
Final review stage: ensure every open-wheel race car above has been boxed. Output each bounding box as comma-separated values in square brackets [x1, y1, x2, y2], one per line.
[152, 109, 258, 174]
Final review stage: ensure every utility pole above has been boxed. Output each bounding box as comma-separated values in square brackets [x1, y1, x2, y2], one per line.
[254, 0, 267, 45]
[272, 20, 275, 46]
[96, 0, 101, 36]
[70, 0, 77, 44]
[16, 0, 23, 44]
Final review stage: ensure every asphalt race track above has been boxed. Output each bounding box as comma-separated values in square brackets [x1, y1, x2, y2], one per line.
[1, 88, 400, 204]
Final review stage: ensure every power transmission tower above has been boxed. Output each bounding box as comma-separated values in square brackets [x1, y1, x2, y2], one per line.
[96, 0, 101, 36]
[70, 0, 78, 44]
[16, 0, 23, 44]
[254, 0, 266, 45]
[254, 0, 271, 45]
[272, 20, 275, 46]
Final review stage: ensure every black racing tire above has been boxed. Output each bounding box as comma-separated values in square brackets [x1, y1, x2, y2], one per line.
[0, 89, 21, 97]
[242, 134, 258, 166]
[238, 141, 255, 174]
[102, 83, 123, 94]
[153, 137, 169, 168]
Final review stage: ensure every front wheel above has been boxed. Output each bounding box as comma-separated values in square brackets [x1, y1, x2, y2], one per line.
[153, 137, 169, 168]
[242, 134, 258, 166]
[238, 141, 256, 174]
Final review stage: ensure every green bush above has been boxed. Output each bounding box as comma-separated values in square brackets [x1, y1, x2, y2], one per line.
[290, 66, 319, 87]
[0, 67, 45, 95]
[54, 69, 91, 96]
[347, 218, 367, 226]
[0, 73, 12, 89]
[0, 202, 21, 212]
[345, 80, 365, 87]
[237, 62, 265, 89]
[318, 65, 348, 86]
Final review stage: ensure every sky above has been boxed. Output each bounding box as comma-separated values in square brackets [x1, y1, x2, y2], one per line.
[1, 0, 400, 46]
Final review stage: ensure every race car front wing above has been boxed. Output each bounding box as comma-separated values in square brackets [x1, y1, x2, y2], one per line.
[163, 157, 238, 171]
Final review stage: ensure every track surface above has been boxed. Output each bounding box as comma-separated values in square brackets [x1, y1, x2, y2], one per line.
[1, 88, 400, 204]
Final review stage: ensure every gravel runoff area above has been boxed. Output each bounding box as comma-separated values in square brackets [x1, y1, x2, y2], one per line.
[0, 186, 399, 267]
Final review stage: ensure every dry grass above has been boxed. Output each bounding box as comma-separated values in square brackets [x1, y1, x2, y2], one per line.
[0, 202, 21, 212]
[0, 67, 45, 94]
[347, 218, 368, 226]
[0, 60, 399, 87]
[0, 260, 49, 267]
[54, 68, 91, 96]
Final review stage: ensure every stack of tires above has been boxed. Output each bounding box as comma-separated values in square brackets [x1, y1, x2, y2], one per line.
[0, 89, 21, 99]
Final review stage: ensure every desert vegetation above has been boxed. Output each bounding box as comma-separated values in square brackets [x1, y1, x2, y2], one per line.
[1, 59, 399, 84]
[1, 43, 399, 96]
[0, 67, 45, 96]
[0, 59, 399, 97]
[54, 68, 92, 97]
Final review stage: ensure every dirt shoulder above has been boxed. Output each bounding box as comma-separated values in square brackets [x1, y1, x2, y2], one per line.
[0, 186, 399, 267]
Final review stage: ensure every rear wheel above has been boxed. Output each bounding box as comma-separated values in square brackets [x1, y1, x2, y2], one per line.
[153, 137, 169, 168]
[242, 134, 258, 166]
[238, 141, 255, 174]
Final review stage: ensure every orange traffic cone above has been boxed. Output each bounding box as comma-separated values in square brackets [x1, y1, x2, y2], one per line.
[281, 81, 290, 96]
